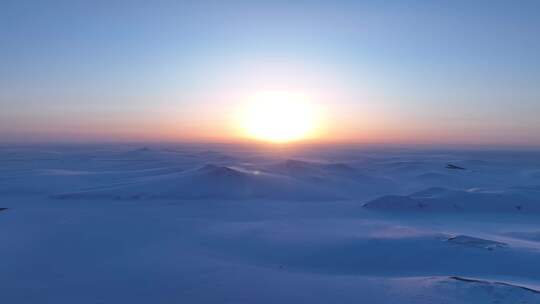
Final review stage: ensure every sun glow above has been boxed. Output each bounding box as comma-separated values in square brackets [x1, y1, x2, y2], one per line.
[238, 91, 322, 143]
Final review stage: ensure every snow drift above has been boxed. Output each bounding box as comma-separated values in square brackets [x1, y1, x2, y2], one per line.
[52, 164, 341, 200]
[364, 187, 540, 213]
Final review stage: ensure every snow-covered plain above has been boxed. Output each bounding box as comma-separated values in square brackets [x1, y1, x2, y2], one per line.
[1, 144, 540, 303]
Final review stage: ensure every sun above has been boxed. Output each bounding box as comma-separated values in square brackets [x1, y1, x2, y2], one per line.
[238, 91, 321, 143]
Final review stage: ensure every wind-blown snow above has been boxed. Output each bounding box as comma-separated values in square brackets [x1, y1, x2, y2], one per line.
[1, 144, 539, 303]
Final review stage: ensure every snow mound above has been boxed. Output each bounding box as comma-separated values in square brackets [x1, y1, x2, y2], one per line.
[364, 187, 540, 213]
[264, 159, 397, 198]
[268, 159, 377, 177]
[52, 164, 340, 201]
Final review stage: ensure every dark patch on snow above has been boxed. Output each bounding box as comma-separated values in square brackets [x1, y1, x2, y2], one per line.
[447, 235, 507, 250]
[450, 276, 540, 294]
[446, 163, 466, 170]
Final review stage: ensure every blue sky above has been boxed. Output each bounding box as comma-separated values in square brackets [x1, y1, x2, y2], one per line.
[1, 0, 539, 144]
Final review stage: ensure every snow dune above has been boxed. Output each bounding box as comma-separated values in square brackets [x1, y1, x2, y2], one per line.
[364, 186, 540, 213]
[52, 164, 341, 201]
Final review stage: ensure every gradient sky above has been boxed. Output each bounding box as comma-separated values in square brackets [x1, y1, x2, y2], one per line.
[1, 0, 540, 145]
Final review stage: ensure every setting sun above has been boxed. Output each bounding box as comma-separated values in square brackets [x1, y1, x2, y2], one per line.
[238, 91, 321, 143]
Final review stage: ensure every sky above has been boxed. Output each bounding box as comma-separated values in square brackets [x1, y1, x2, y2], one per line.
[1, 0, 540, 145]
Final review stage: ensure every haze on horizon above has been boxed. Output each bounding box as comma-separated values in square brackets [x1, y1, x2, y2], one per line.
[1, 1, 540, 146]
